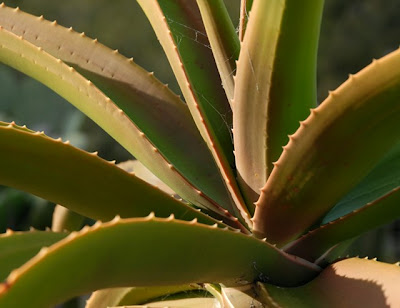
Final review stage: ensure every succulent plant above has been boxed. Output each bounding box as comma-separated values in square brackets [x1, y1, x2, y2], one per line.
[0, 0, 399, 307]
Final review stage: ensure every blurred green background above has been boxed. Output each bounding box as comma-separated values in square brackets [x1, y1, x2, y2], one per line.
[0, 0, 398, 306]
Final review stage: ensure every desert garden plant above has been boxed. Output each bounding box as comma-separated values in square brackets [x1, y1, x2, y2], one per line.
[0, 0, 399, 307]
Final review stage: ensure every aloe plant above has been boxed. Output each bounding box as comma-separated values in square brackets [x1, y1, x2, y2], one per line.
[0, 0, 399, 307]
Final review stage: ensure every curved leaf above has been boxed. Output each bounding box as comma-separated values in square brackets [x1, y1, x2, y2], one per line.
[0, 230, 66, 281]
[253, 48, 400, 245]
[136, 0, 251, 226]
[233, 0, 323, 205]
[323, 141, 400, 223]
[0, 4, 233, 212]
[0, 25, 234, 221]
[196, 0, 240, 102]
[284, 187, 400, 262]
[260, 258, 400, 307]
[0, 122, 221, 226]
[0, 216, 320, 307]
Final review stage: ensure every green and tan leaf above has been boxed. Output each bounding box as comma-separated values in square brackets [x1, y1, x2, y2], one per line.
[0, 216, 320, 307]
[0, 4, 234, 213]
[136, 0, 251, 225]
[0, 24, 237, 222]
[254, 47, 400, 245]
[260, 258, 400, 308]
[0, 121, 221, 226]
[233, 0, 323, 206]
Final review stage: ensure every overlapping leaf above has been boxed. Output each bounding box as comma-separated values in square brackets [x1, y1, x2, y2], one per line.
[233, 0, 323, 205]
[0, 216, 320, 307]
[253, 48, 400, 245]
[0, 4, 233, 212]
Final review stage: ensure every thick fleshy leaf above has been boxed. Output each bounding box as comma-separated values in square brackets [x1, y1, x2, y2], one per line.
[323, 141, 400, 223]
[260, 258, 400, 307]
[238, 0, 253, 41]
[0, 216, 320, 307]
[0, 25, 234, 220]
[0, 230, 66, 281]
[233, 0, 324, 205]
[0, 4, 233, 212]
[136, 0, 251, 225]
[0, 122, 222, 226]
[284, 187, 400, 262]
[87, 285, 201, 308]
[253, 48, 400, 245]
[196, 0, 240, 102]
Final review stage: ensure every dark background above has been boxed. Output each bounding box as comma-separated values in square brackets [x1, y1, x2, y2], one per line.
[0, 1, 398, 306]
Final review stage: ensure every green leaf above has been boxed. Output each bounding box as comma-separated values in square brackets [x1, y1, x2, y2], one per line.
[284, 187, 400, 262]
[233, 0, 324, 205]
[0, 216, 320, 307]
[136, 0, 251, 226]
[0, 230, 67, 281]
[196, 0, 240, 102]
[0, 25, 233, 220]
[0, 122, 221, 226]
[0, 4, 233, 212]
[87, 285, 201, 307]
[323, 141, 400, 223]
[253, 48, 400, 245]
[260, 258, 400, 307]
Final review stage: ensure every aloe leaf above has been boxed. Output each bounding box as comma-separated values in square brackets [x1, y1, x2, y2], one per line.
[253, 48, 400, 245]
[117, 160, 176, 196]
[233, 0, 324, 204]
[196, 0, 240, 102]
[0, 122, 221, 226]
[0, 25, 233, 220]
[323, 141, 400, 223]
[238, 0, 253, 41]
[260, 258, 400, 307]
[51, 205, 84, 232]
[136, 0, 251, 225]
[284, 187, 400, 262]
[87, 285, 200, 308]
[0, 4, 234, 212]
[0, 216, 320, 307]
[0, 230, 67, 281]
